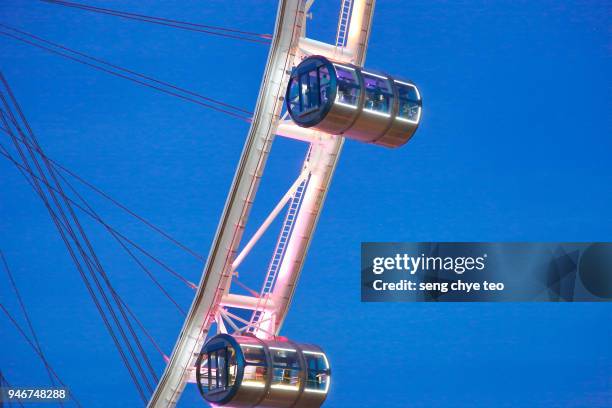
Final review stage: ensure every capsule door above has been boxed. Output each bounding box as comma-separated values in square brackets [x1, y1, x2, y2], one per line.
[286, 57, 337, 129]
[196, 335, 241, 406]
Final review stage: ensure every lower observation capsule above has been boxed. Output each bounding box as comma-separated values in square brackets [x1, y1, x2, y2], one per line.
[196, 334, 331, 408]
[285, 55, 422, 148]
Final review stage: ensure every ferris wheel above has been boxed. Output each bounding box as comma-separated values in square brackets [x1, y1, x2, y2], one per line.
[0, 1, 421, 406]
[148, 0, 421, 407]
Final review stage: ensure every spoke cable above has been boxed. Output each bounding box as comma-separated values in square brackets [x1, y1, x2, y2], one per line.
[0, 303, 81, 407]
[0, 24, 252, 115]
[0, 123, 205, 262]
[0, 142, 197, 294]
[0, 81, 150, 403]
[58, 168, 189, 317]
[0, 250, 57, 389]
[1, 78, 157, 395]
[0, 122, 149, 405]
[1, 143, 170, 375]
[0, 370, 26, 408]
[0, 27, 252, 122]
[40, 0, 272, 44]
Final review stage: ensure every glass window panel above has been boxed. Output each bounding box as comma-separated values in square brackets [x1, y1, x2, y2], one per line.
[241, 345, 266, 365]
[397, 83, 419, 101]
[300, 70, 319, 113]
[334, 65, 360, 107]
[300, 73, 310, 112]
[199, 356, 210, 393]
[363, 73, 393, 115]
[304, 353, 330, 391]
[243, 365, 267, 386]
[271, 348, 301, 387]
[319, 66, 331, 105]
[309, 70, 319, 109]
[306, 370, 329, 391]
[228, 347, 237, 387]
[209, 351, 218, 390]
[271, 348, 300, 369]
[396, 82, 421, 122]
[240, 343, 267, 386]
[288, 77, 300, 115]
[217, 348, 227, 390]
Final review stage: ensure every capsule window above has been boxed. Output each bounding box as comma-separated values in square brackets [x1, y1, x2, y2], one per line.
[334, 64, 360, 107]
[204, 352, 214, 392]
[304, 351, 330, 392]
[362, 72, 393, 116]
[288, 77, 300, 115]
[217, 349, 227, 389]
[228, 347, 238, 387]
[242, 344, 265, 364]
[319, 66, 331, 105]
[202, 346, 238, 394]
[208, 350, 220, 391]
[396, 81, 421, 123]
[300, 70, 320, 115]
[240, 344, 267, 388]
[270, 347, 301, 389]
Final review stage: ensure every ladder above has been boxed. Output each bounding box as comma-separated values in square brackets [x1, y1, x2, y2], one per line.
[335, 0, 353, 47]
[248, 172, 310, 331]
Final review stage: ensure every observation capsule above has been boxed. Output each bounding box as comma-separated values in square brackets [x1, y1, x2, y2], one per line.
[196, 334, 330, 408]
[285, 55, 422, 148]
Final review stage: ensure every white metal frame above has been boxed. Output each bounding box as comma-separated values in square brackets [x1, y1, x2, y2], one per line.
[148, 1, 375, 406]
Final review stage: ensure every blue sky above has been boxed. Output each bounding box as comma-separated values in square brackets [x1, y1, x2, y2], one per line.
[0, 0, 611, 407]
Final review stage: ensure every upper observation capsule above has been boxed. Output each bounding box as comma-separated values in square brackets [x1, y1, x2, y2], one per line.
[196, 334, 330, 408]
[285, 55, 422, 148]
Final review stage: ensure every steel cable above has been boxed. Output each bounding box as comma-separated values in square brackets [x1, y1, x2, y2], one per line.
[0, 29, 253, 122]
[40, 0, 272, 44]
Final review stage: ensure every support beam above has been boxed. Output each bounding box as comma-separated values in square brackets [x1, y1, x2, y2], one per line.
[146, 2, 308, 406]
[220, 293, 275, 311]
[215, 314, 228, 334]
[275, 120, 320, 143]
[149, 1, 376, 406]
[255, 0, 377, 338]
[218, 309, 241, 332]
[231, 168, 310, 271]
[299, 37, 354, 62]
